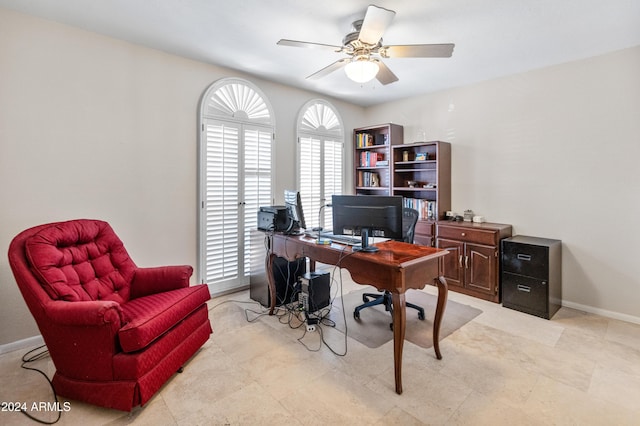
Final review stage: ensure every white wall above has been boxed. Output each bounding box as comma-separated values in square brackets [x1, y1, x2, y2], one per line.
[365, 45, 640, 322]
[0, 8, 365, 345]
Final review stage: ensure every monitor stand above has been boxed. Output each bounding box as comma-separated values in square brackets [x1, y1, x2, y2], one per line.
[353, 228, 378, 253]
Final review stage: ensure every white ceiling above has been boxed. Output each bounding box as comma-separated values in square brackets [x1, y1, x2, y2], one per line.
[2, 0, 639, 106]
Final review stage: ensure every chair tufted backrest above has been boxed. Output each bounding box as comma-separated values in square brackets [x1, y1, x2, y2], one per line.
[24, 219, 136, 303]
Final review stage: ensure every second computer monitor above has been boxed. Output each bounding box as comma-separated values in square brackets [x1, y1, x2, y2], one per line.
[284, 189, 306, 232]
[331, 195, 403, 251]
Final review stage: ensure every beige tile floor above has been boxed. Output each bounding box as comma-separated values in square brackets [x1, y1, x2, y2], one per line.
[1, 268, 640, 425]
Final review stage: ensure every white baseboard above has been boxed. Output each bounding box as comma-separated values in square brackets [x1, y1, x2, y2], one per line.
[562, 300, 640, 325]
[0, 335, 44, 355]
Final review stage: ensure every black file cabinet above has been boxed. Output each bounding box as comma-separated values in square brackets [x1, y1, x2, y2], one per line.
[501, 235, 562, 319]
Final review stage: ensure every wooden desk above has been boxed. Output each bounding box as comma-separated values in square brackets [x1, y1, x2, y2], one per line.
[266, 234, 449, 394]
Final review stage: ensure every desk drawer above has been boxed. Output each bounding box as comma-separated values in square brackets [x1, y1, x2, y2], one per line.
[437, 225, 497, 245]
[415, 220, 434, 236]
[414, 220, 435, 246]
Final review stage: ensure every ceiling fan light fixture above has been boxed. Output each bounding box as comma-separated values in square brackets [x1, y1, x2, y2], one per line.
[344, 57, 379, 83]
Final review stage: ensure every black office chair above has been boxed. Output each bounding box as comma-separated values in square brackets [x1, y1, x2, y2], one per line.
[353, 208, 425, 327]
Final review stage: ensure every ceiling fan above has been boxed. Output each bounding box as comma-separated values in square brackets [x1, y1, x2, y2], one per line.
[277, 5, 455, 85]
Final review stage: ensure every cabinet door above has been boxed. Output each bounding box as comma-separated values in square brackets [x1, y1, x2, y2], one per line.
[466, 243, 498, 296]
[436, 238, 464, 288]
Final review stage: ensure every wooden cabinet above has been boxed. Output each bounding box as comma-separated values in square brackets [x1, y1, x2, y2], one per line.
[436, 221, 512, 302]
[354, 123, 403, 196]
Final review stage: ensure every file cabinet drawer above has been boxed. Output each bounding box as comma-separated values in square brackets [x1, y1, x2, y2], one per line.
[502, 241, 549, 279]
[502, 273, 549, 318]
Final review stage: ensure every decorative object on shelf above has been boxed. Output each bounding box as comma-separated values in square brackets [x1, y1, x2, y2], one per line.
[415, 152, 427, 161]
[463, 209, 474, 222]
[407, 180, 417, 188]
[402, 150, 409, 162]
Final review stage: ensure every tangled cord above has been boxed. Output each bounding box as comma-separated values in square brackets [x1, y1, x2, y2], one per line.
[19, 345, 62, 424]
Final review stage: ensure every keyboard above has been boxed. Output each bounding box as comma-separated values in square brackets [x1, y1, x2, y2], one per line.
[321, 233, 362, 245]
[304, 230, 362, 245]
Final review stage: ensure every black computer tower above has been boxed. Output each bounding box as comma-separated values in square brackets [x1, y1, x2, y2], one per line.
[299, 271, 331, 313]
[250, 256, 306, 308]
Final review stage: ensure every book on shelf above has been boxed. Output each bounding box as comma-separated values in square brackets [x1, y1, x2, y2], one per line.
[356, 133, 373, 148]
[357, 171, 381, 187]
[356, 132, 387, 148]
[403, 197, 437, 220]
[359, 151, 384, 167]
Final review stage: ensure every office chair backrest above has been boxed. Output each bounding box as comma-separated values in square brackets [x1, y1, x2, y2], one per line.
[402, 208, 419, 244]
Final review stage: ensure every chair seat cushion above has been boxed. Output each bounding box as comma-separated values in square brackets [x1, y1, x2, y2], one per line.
[118, 284, 210, 353]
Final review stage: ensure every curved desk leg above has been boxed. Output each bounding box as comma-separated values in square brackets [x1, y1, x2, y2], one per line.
[391, 291, 407, 395]
[266, 251, 277, 315]
[432, 276, 448, 360]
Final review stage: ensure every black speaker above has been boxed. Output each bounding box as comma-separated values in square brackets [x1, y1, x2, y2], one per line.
[250, 257, 306, 307]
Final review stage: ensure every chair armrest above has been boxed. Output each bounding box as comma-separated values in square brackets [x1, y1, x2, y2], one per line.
[130, 265, 194, 298]
[46, 300, 123, 327]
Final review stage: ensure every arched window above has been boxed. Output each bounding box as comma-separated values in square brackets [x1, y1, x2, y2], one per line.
[297, 100, 344, 230]
[199, 78, 274, 294]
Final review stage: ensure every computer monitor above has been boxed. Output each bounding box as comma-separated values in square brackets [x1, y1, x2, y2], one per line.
[284, 189, 306, 233]
[331, 195, 403, 252]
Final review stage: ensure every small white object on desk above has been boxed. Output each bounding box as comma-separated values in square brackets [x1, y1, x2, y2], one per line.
[472, 215, 486, 223]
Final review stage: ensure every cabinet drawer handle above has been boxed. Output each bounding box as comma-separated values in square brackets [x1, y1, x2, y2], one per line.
[517, 254, 532, 261]
[461, 232, 466, 237]
[464, 256, 469, 269]
[459, 255, 463, 267]
[517, 285, 531, 293]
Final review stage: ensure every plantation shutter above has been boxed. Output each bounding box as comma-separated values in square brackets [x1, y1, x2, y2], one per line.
[323, 139, 343, 229]
[203, 119, 240, 283]
[297, 100, 344, 230]
[299, 136, 322, 229]
[199, 78, 274, 293]
[243, 126, 273, 274]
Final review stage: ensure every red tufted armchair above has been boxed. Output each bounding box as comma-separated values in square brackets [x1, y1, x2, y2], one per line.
[8, 219, 212, 411]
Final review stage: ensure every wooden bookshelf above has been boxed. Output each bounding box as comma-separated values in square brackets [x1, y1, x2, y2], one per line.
[353, 123, 403, 195]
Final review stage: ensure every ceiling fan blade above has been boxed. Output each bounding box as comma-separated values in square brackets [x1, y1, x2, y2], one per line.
[277, 39, 343, 52]
[383, 43, 455, 58]
[374, 60, 399, 85]
[307, 58, 350, 80]
[358, 5, 396, 45]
